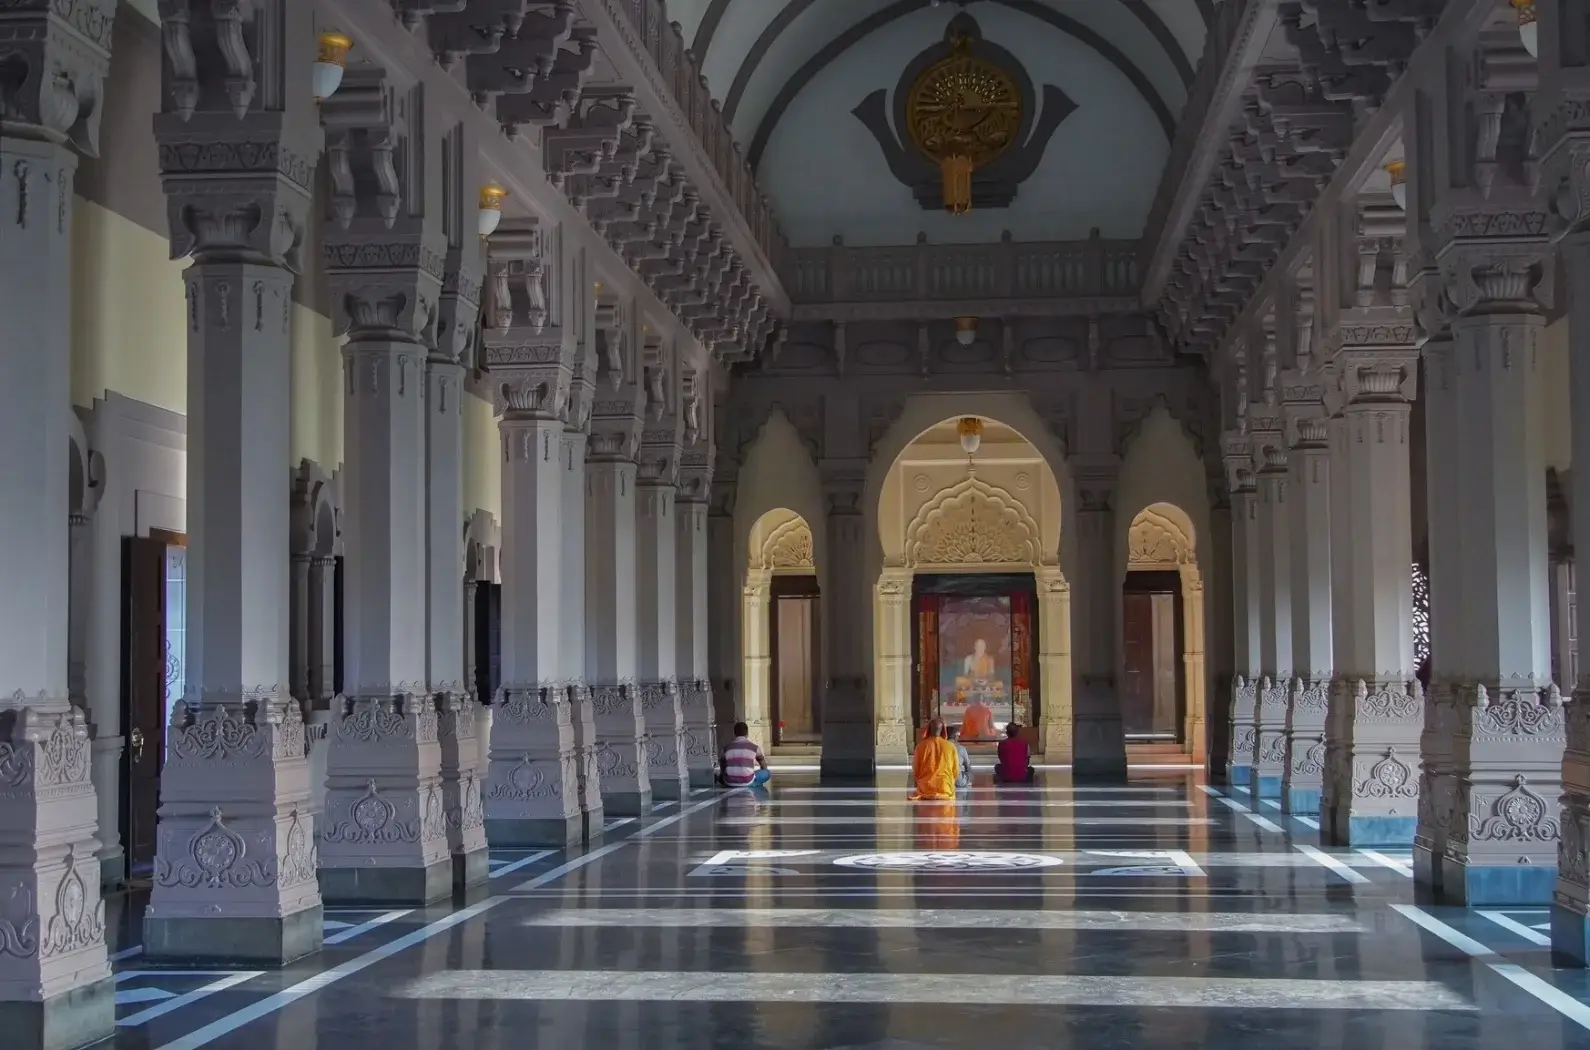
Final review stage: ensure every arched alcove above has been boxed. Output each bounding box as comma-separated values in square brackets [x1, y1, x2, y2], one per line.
[743, 508, 821, 747]
[871, 414, 1072, 760]
[1122, 502, 1207, 763]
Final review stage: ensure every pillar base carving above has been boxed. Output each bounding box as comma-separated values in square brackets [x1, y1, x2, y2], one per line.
[484, 686, 581, 847]
[679, 679, 720, 788]
[566, 684, 605, 839]
[318, 695, 452, 905]
[640, 680, 689, 801]
[437, 693, 489, 889]
[145, 697, 322, 966]
[590, 683, 652, 816]
[0, 704, 110, 1041]
[1436, 683, 1565, 906]
[1414, 679, 1461, 889]
[1281, 676, 1329, 815]
[1322, 676, 1422, 848]
[1226, 675, 1258, 788]
[1252, 674, 1290, 799]
[875, 718, 911, 762]
[1555, 686, 1590, 962]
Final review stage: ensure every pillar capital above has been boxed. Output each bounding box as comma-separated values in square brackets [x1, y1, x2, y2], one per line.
[0, 0, 115, 153]
[820, 458, 867, 516]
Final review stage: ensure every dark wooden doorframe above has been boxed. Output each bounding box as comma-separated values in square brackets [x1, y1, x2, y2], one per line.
[768, 573, 820, 745]
[1121, 569, 1185, 741]
[909, 572, 1040, 736]
[121, 535, 175, 879]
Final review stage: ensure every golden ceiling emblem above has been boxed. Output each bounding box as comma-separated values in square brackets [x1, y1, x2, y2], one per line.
[905, 31, 1022, 214]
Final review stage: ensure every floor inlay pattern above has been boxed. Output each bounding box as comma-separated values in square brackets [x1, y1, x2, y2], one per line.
[97, 773, 1590, 1049]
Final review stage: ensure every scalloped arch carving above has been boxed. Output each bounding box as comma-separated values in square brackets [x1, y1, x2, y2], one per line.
[1128, 504, 1196, 569]
[760, 516, 815, 570]
[905, 476, 1041, 569]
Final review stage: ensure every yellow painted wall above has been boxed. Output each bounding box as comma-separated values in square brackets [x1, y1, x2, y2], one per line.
[290, 305, 343, 472]
[1544, 316, 1572, 474]
[70, 198, 187, 415]
[462, 392, 502, 522]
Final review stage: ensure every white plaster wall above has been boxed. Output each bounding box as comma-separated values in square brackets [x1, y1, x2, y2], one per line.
[731, 410, 827, 696]
[79, 393, 187, 882]
[462, 392, 503, 524]
[756, 3, 1170, 246]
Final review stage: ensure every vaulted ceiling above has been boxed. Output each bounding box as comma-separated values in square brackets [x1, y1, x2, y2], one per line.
[667, 0, 1219, 246]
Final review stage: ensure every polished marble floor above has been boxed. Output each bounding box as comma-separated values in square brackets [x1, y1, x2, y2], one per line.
[98, 773, 1590, 1049]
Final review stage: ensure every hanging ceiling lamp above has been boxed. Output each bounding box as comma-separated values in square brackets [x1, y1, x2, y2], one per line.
[478, 185, 508, 238]
[957, 416, 984, 455]
[313, 31, 354, 103]
[1513, 0, 1538, 58]
[1386, 159, 1406, 211]
[954, 316, 979, 346]
[905, 29, 1021, 214]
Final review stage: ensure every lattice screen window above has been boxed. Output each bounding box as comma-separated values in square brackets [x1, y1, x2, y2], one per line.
[1411, 561, 1430, 670]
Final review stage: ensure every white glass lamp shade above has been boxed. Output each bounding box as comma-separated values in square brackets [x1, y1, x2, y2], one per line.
[314, 32, 353, 103]
[478, 185, 508, 237]
[1386, 160, 1406, 211]
[953, 315, 978, 346]
[957, 416, 984, 455]
[1515, 0, 1539, 57]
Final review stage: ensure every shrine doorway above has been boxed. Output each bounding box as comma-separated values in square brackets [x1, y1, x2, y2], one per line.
[1121, 502, 1206, 761]
[872, 415, 1071, 758]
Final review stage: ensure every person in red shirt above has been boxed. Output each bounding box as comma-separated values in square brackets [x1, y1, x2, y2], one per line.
[994, 722, 1035, 784]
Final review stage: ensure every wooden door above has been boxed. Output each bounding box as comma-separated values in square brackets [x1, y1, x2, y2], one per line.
[121, 536, 167, 876]
[769, 574, 820, 745]
[1121, 590, 1155, 736]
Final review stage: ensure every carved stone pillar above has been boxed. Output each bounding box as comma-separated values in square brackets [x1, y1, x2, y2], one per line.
[677, 443, 719, 787]
[318, 78, 453, 903]
[821, 465, 873, 777]
[1073, 469, 1125, 778]
[637, 427, 687, 801]
[707, 478, 738, 742]
[431, 203, 487, 887]
[1280, 400, 1333, 816]
[1252, 432, 1293, 800]
[1322, 348, 1422, 848]
[873, 569, 913, 761]
[585, 314, 651, 814]
[564, 359, 604, 835]
[0, 1, 115, 1036]
[145, 0, 323, 966]
[1221, 434, 1260, 788]
[482, 226, 580, 846]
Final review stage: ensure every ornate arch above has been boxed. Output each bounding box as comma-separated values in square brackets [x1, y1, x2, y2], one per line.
[1127, 504, 1196, 569]
[758, 515, 815, 571]
[292, 458, 343, 558]
[904, 475, 1042, 570]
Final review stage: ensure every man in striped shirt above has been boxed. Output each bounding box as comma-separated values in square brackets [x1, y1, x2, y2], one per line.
[721, 722, 770, 787]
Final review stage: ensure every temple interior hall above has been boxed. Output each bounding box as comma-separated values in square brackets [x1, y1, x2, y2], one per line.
[7, 0, 1590, 1047]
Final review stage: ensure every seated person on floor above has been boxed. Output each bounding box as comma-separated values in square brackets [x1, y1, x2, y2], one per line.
[994, 722, 1036, 784]
[947, 724, 973, 789]
[911, 718, 960, 801]
[720, 722, 770, 787]
[959, 698, 996, 741]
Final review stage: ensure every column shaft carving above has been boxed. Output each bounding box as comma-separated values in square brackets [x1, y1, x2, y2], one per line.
[563, 355, 604, 834]
[677, 431, 719, 788]
[147, 0, 325, 965]
[1222, 433, 1260, 788]
[636, 364, 687, 801]
[1280, 389, 1332, 816]
[1252, 417, 1292, 800]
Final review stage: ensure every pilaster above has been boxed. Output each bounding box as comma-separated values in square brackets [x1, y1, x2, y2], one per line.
[1280, 384, 1333, 816]
[483, 227, 580, 846]
[1072, 466, 1126, 778]
[564, 357, 604, 834]
[873, 568, 914, 761]
[1252, 416, 1292, 800]
[637, 401, 687, 801]
[677, 434, 719, 787]
[821, 463, 875, 777]
[1221, 433, 1260, 788]
[584, 306, 651, 814]
[146, 0, 324, 968]
[0, 0, 115, 1037]
[1322, 339, 1422, 848]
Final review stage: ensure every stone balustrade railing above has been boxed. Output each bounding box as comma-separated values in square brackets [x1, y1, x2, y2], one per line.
[784, 233, 1140, 315]
[614, 0, 785, 273]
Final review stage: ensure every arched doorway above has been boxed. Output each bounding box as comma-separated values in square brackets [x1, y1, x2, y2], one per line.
[872, 417, 1071, 759]
[744, 509, 822, 746]
[1122, 503, 1206, 763]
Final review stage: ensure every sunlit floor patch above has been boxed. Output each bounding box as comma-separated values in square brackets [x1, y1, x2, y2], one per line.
[520, 907, 1372, 933]
[394, 970, 1474, 1011]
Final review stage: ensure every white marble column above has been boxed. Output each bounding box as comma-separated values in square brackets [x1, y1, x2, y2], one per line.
[636, 445, 688, 801]
[677, 449, 719, 787]
[821, 469, 875, 776]
[430, 242, 488, 887]
[586, 369, 651, 815]
[1322, 350, 1422, 848]
[1252, 438, 1293, 800]
[1221, 435, 1260, 788]
[564, 367, 605, 836]
[145, 0, 323, 966]
[0, 6, 114, 1033]
[1281, 406, 1332, 816]
[480, 233, 581, 847]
